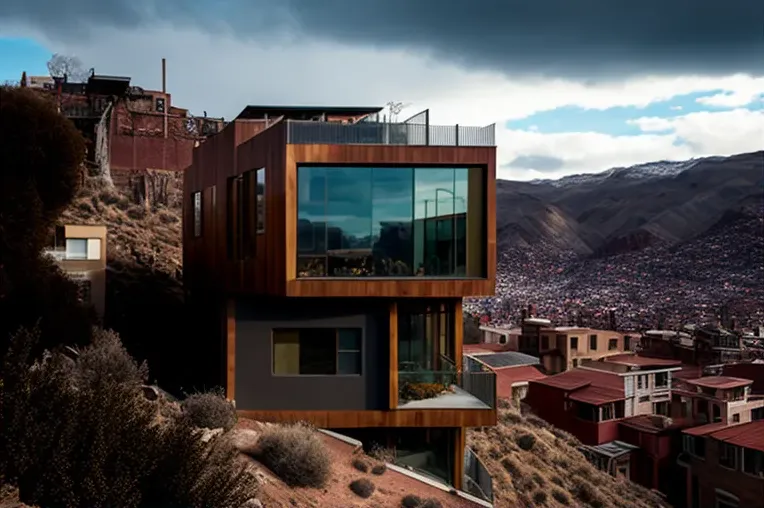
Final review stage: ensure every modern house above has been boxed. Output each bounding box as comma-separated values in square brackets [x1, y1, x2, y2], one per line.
[45, 224, 107, 318]
[182, 105, 498, 495]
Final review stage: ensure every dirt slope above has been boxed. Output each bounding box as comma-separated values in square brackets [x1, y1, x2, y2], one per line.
[468, 403, 668, 508]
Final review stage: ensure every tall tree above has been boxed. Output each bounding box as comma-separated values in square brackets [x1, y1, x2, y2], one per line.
[0, 85, 93, 356]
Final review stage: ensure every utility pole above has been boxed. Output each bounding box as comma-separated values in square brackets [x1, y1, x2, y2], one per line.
[162, 58, 168, 139]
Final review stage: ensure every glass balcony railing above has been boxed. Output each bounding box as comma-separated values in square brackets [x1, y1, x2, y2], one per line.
[286, 120, 496, 147]
[397, 369, 496, 409]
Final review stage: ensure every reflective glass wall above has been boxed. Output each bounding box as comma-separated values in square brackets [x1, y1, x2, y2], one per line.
[296, 165, 486, 278]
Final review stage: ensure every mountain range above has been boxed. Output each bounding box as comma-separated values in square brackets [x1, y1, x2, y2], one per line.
[496, 151, 764, 257]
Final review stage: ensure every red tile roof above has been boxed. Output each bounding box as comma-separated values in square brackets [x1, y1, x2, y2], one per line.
[603, 354, 681, 368]
[532, 368, 624, 405]
[686, 376, 753, 389]
[708, 421, 764, 452]
[495, 365, 547, 399]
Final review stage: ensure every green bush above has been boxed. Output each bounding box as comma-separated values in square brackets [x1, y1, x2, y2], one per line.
[1, 326, 258, 508]
[181, 389, 237, 431]
[254, 422, 331, 488]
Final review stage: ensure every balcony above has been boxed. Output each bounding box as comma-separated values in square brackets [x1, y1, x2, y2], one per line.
[397, 369, 496, 410]
[285, 119, 495, 147]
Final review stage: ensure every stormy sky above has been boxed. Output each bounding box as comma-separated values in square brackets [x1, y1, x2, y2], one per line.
[1, 0, 762, 179]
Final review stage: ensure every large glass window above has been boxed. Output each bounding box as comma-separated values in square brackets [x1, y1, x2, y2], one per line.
[296, 165, 486, 278]
[272, 328, 362, 375]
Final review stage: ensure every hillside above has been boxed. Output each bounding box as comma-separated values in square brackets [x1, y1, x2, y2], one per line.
[468, 403, 667, 508]
[497, 151, 763, 255]
[482, 151, 764, 330]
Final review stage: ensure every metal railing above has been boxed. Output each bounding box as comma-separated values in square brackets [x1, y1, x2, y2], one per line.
[397, 369, 496, 408]
[285, 119, 495, 146]
[464, 447, 494, 503]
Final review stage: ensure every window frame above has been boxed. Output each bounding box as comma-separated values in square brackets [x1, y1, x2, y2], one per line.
[589, 334, 597, 350]
[271, 327, 363, 377]
[256, 167, 265, 234]
[294, 163, 488, 279]
[608, 338, 618, 350]
[192, 191, 203, 237]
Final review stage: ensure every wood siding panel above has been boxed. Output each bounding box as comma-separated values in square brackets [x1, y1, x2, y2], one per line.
[284, 144, 497, 298]
[389, 301, 399, 409]
[183, 121, 287, 296]
[185, 133, 496, 299]
[236, 409, 497, 428]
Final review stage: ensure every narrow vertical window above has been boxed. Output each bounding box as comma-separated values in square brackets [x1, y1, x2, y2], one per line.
[257, 168, 265, 234]
[193, 191, 202, 237]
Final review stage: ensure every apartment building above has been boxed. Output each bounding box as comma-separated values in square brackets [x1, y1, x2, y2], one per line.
[45, 224, 107, 318]
[183, 105, 497, 496]
[639, 325, 747, 367]
[671, 376, 764, 426]
[680, 421, 764, 508]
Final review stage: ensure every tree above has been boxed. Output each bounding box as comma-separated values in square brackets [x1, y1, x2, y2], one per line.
[0, 85, 92, 357]
[47, 53, 89, 82]
[0, 86, 85, 257]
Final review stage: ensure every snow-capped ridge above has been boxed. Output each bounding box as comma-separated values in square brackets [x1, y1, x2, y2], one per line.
[530, 154, 728, 188]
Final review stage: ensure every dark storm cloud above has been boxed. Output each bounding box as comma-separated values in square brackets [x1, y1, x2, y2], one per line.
[2, 0, 762, 78]
[506, 155, 565, 172]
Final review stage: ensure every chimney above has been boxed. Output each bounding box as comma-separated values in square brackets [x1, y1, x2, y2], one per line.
[576, 312, 583, 327]
[521, 309, 528, 321]
[609, 310, 616, 330]
[530, 304, 538, 318]
[161, 58, 168, 139]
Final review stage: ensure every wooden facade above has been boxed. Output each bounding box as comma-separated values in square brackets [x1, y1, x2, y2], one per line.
[183, 121, 497, 298]
[184, 113, 498, 495]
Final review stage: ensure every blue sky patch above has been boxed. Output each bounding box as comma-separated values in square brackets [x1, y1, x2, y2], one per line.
[0, 37, 51, 82]
[506, 90, 763, 136]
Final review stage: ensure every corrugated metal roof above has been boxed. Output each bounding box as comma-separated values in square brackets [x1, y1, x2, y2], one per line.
[533, 368, 624, 391]
[686, 376, 753, 389]
[604, 354, 682, 368]
[683, 422, 731, 436]
[476, 351, 540, 368]
[496, 366, 547, 399]
[709, 421, 764, 452]
[587, 440, 640, 457]
[568, 386, 625, 405]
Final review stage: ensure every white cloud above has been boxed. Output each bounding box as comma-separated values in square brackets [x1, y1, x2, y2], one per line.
[696, 80, 764, 107]
[502, 109, 764, 180]
[8, 23, 763, 181]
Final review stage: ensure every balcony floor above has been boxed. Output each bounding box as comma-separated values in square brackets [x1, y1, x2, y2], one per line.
[398, 386, 491, 410]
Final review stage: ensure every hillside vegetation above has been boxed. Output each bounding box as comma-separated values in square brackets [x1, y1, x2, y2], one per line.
[469, 402, 668, 508]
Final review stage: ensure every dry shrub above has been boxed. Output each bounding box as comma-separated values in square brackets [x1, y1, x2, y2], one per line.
[401, 494, 422, 507]
[351, 457, 369, 473]
[72, 328, 148, 387]
[501, 411, 523, 424]
[371, 463, 387, 475]
[532, 471, 545, 486]
[421, 499, 443, 508]
[254, 423, 331, 488]
[575, 481, 605, 507]
[399, 382, 446, 401]
[348, 478, 375, 498]
[524, 413, 550, 429]
[181, 389, 237, 431]
[515, 432, 537, 451]
[552, 488, 570, 505]
[1, 326, 258, 508]
[368, 443, 396, 463]
[532, 489, 548, 505]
